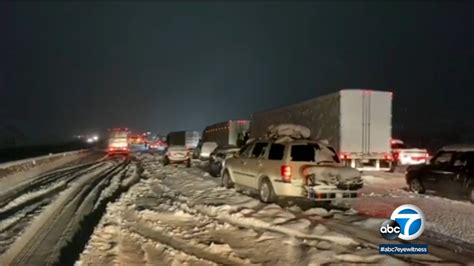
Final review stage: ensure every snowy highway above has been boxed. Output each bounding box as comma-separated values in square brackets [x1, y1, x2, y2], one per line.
[0, 152, 473, 265]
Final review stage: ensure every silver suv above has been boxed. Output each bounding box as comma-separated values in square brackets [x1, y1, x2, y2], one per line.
[222, 138, 363, 203]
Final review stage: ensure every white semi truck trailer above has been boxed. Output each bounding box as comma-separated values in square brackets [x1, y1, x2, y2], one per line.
[202, 120, 250, 147]
[167, 131, 201, 150]
[250, 89, 393, 171]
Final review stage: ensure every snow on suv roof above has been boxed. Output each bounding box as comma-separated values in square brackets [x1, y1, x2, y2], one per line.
[252, 137, 332, 149]
[440, 144, 474, 152]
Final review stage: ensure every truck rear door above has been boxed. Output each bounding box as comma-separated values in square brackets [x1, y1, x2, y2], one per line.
[340, 90, 391, 158]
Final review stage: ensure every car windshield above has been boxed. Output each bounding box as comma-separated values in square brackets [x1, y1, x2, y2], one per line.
[290, 143, 340, 163]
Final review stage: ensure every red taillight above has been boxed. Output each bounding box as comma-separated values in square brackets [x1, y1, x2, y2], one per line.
[339, 152, 349, 160]
[384, 153, 392, 160]
[280, 165, 292, 183]
[393, 151, 399, 160]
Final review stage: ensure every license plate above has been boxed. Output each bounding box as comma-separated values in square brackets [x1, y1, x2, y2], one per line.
[362, 159, 369, 163]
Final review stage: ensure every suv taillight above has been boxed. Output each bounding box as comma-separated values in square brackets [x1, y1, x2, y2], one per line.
[281, 165, 292, 183]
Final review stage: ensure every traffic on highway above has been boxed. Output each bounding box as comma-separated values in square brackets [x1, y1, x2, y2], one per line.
[1, 89, 474, 265]
[1, 2, 473, 266]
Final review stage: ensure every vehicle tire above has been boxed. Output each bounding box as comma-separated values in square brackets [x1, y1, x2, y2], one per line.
[409, 178, 425, 194]
[186, 159, 191, 168]
[469, 187, 474, 204]
[259, 178, 276, 203]
[163, 157, 169, 166]
[209, 163, 218, 177]
[389, 165, 395, 173]
[389, 160, 398, 173]
[222, 171, 234, 189]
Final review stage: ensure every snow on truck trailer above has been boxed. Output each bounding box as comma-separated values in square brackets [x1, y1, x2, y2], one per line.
[167, 131, 201, 149]
[202, 120, 250, 147]
[251, 89, 393, 171]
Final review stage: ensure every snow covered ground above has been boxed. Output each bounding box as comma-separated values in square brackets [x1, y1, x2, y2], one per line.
[78, 154, 459, 265]
[0, 151, 91, 194]
[357, 172, 474, 246]
[0, 155, 141, 265]
[2, 152, 473, 265]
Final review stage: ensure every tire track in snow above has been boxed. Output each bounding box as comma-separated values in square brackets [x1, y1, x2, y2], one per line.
[80, 160, 404, 266]
[0, 159, 106, 209]
[0, 157, 142, 266]
[181, 163, 471, 264]
[0, 161, 108, 255]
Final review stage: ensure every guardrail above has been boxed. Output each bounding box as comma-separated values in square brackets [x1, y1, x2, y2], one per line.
[0, 149, 89, 170]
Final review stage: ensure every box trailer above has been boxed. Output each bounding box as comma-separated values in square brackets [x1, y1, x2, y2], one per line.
[202, 120, 250, 147]
[107, 128, 130, 156]
[167, 131, 201, 149]
[250, 89, 392, 171]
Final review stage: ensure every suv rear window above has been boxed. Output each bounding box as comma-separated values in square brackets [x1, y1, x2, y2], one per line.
[290, 144, 339, 163]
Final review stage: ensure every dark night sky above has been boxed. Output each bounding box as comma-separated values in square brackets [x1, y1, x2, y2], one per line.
[1, 2, 473, 145]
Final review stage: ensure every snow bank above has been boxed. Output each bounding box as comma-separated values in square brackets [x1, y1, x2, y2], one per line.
[0, 151, 90, 195]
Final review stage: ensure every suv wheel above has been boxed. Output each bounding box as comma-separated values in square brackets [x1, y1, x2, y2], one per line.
[409, 178, 425, 194]
[222, 171, 234, 189]
[259, 178, 276, 203]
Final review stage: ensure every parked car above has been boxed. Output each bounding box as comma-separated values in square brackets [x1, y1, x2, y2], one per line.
[163, 145, 191, 167]
[197, 141, 218, 160]
[128, 134, 148, 152]
[222, 137, 363, 203]
[391, 139, 429, 171]
[150, 140, 168, 154]
[208, 145, 241, 177]
[405, 144, 474, 203]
